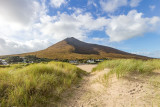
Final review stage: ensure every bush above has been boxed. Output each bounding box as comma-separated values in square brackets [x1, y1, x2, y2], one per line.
[6, 56, 23, 63]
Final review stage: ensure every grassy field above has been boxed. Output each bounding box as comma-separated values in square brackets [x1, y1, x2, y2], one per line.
[0, 62, 86, 107]
[93, 59, 160, 76]
[93, 59, 160, 86]
[91, 59, 160, 106]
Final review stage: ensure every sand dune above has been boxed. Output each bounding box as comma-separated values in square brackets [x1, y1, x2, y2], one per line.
[57, 65, 160, 107]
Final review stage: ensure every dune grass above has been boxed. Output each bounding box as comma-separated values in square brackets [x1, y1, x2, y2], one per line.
[93, 59, 160, 106]
[0, 62, 86, 107]
[93, 59, 160, 77]
[92, 59, 160, 88]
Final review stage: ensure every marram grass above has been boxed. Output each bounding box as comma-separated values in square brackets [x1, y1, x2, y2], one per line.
[0, 62, 86, 107]
[92, 59, 160, 77]
[92, 59, 160, 89]
[93, 59, 160, 105]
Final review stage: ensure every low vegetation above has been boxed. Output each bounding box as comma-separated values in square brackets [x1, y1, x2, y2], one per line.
[92, 59, 160, 106]
[93, 59, 160, 87]
[0, 62, 86, 106]
[93, 59, 160, 76]
[5, 55, 52, 64]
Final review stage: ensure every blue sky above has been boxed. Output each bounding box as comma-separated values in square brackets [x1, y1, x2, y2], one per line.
[0, 0, 160, 58]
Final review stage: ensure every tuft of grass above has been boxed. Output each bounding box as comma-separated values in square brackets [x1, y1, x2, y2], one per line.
[150, 76, 160, 88]
[0, 62, 86, 107]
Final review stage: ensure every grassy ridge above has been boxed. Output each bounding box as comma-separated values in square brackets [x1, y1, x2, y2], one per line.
[0, 62, 86, 106]
[93, 59, 160, 106]
[92, 59, 160, 77]
[93, 59, 160, 89]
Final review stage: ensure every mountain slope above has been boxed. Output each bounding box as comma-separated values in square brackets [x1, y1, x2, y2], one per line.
[18, 37, 149, 59]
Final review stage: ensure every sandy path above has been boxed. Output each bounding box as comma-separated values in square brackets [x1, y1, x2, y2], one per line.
[59, 65, 110, 107]
[57, 65, 160, 107]
[77, 64, 97, 72]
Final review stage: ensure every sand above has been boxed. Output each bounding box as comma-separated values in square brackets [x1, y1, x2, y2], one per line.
[56, 65, 160, 107]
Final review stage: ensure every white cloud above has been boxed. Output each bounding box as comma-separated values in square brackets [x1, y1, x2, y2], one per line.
[0, 38, 51, 55]
[100, 0, 142, 13]
[133, 51, 160, 58]
[39, 12, 108, 41]
[88, 0, 97, 8]
[0, 0, 51, 55]
[100, 0, 128, 13]
[50, 0, 67, 8]
[149, 5, 156, 11]
[130, 0, 141, 7]
[105, 10, 160, 42]
[0, 0, 40, 27]
[0, 0, 44, 39]
[93, 37, 105, 41]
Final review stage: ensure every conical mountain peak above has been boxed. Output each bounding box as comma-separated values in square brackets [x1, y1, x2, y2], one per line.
[64, 37, 82, 43]
[15, 37, 149, 60]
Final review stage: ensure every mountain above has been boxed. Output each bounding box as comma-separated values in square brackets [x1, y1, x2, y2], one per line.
[17, 37, 149, 59]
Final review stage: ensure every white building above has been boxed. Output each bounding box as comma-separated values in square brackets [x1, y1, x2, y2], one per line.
[69, 60, 78, 64]
[96, 59, 104, 62]
[0, 59, 8, 65]
[87, 60, 95, 63]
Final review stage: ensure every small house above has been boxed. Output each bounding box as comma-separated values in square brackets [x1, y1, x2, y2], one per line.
[96, 59, 104, 62]
[69, 60, 78, 64]
[0, 59, 8, 65]
[87, 59, 95, 64]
